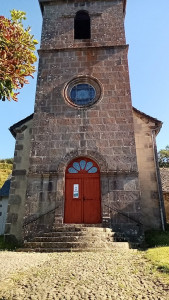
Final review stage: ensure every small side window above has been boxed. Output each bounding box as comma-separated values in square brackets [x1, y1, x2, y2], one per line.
[74, 11, 91, 39]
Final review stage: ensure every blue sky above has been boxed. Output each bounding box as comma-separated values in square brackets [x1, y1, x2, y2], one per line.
[0, 0, 169, 158]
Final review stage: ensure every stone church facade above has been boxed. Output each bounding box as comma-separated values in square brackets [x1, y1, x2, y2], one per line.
[5, 0, 166, 243]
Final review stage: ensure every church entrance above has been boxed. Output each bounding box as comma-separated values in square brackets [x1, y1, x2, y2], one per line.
[64, 157, 101, 224]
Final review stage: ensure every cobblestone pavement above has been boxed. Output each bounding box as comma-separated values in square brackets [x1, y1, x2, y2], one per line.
[0, 249, 168, 300]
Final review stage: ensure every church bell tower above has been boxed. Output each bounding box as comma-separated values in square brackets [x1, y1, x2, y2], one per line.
[24, 0, 142, 241]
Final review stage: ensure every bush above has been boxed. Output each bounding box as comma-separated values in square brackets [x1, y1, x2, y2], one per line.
[145, 224, 169, 248]
[0, 235, 18, 251]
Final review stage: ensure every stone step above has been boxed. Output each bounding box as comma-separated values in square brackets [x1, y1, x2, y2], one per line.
[24, 241, 110, 249]
[18, 242, 130, 253]
[33, 235, 126, 243]
[54, 224, 103, 228]
[50, 226, 112, 233]
[24, 241, 128, 249]
[43, 231, 124, 237]
[21, 225, 130, 252]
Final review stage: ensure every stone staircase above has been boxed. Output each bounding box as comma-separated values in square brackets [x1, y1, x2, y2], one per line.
[19, 224, 130, 252]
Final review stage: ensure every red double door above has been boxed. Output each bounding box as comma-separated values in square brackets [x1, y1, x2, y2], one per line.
[64, 158, 101, 224]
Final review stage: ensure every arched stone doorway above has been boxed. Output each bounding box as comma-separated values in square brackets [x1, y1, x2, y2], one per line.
[64, 157, 101, 224]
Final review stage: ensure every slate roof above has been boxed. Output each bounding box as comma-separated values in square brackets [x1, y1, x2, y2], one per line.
[0, 179, 11, 197]
[133, 107, 162, 135]
[133, 107, 162, 126]
[160, 168, 169, 192]
[9, 114, 33, 138]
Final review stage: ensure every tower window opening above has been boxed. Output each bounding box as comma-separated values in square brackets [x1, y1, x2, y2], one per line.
[74, 11, 91, 39]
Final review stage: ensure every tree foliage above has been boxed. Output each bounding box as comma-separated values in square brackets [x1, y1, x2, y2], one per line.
[0, 158, 13, 188]
[158, 145, 169, 168]
[0, 10, 38, 101]
[0, 158, 13, 164]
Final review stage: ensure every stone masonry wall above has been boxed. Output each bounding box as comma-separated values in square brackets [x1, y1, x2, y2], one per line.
[41, 0, 126, 50]
[24, 0, 141, 241]
[133, 111, 162, 229]
[6, 107, 164, 241]
[5, 1, 163, 241]
[163, 193, 169, 222]
[160, 168, 169, 222]
[5, 120, 32, 241]
[31, 46, 137, 173]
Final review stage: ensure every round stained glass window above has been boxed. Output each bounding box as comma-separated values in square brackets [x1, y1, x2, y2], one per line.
[70, 84, 96, 106]
[64, 76, 102, 108]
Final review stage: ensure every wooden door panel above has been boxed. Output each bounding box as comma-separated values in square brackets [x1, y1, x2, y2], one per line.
[83, 177, 101, 224]
[65, 157, 101, 224]
[64, 178, 82, 223]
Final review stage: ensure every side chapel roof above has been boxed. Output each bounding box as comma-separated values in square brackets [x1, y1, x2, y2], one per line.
[133, 107, 162, 134]
[9, 114, 33, 138]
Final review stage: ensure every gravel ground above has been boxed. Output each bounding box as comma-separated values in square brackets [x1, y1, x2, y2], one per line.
[0, 249, 168, 300]
[0, 252, 53, 282]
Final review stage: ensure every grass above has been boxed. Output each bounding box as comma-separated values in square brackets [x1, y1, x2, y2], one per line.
[144, 224, 169, 279]
[146, 247, 169, 274]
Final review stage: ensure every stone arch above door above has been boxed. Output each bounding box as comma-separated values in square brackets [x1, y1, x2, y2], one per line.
[57, 149, 108, 174]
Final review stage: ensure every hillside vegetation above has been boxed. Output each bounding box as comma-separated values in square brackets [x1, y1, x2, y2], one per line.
[0, 159, 13, 188]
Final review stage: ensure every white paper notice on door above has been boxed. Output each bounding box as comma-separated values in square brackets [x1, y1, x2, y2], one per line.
[73, 184, 79, 198]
